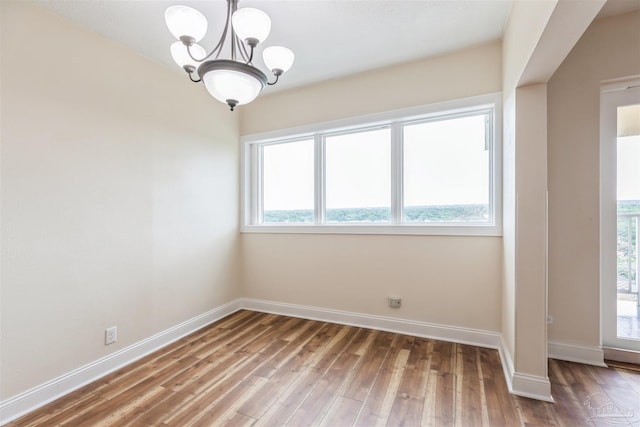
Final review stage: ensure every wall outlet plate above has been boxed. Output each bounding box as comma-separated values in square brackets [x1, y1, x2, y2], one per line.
[388, 297, 401, 308]
[105, 326, 117, 345]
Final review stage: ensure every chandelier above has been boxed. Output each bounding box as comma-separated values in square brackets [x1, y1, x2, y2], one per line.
[165, 0, 294, 111]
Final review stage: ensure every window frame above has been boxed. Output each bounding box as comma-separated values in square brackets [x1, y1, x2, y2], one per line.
[241, 93, 502, 236]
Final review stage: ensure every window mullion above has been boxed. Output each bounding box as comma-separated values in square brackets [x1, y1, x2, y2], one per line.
[486, 112, 495, 225]
[391, 122, 403, 224]
[255, 144, 264, 225]
[314, 134, 325, 224]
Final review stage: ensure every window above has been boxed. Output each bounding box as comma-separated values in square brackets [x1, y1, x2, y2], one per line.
[403, 114, 490, 223]
[262, 139, 314, 223]
[325, 128, 391, 223]
[242, 94, 501, 235]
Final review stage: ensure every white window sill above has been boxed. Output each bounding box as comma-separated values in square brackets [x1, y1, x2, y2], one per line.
[241, 224, 502, 236]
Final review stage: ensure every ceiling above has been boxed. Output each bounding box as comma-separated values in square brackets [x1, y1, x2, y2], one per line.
[32, 0, 640, 94]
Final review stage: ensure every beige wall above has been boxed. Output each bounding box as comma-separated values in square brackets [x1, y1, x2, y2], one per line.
[241, 42, 502, 135]
[0, 1, 241, 400]
[243, 234, 502, 331]
[513, 83, 549, 377]
[501, 92, 516, 360]
[240, 43, 503, 332]
[548, 11, 640, 347]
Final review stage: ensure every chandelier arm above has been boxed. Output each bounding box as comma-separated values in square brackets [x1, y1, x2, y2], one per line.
[212, 0, 232, 59]
[214, 23, 228, 60]
[185, 43, 207, 62]
[243, 43, 254, 64]
[235, 35, 250, 63]
[214, 16, 231, 60]
[185, 0, 232, 63]
[188, 73, 202, 83]
[267, 74, 280, 86]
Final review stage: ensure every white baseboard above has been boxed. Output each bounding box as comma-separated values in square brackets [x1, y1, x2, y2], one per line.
[242, 298, 555, 402]
[240, 298, 502, 350]
[498, 335, 516, 394]
[499, 335, 554, 402]
[548, 342, 607, 367]
[0, 299, 242, 426]
[511, 372, 554, 402]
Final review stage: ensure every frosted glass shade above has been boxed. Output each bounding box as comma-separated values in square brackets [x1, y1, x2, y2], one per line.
[199, 60, 267, 106]
[263, 46, 295, 74]
[170, 42, 206, 69]
[165, 6, 208, 42]
[232, 8, 271, 44]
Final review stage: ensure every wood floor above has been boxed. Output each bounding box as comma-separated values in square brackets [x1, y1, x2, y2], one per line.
[9, 310, 640, 426]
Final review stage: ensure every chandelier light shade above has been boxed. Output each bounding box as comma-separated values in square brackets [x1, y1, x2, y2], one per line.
[200, 60, 267, 108]
[263, 46, 295, 75]
[231, 8, 271, 46]
[164, 6, 208, 43]
[170, 42, 206, 71]
[165, 0, 294, 111]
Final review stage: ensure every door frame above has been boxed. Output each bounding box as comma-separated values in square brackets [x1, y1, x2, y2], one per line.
[600, 77, 640, 359]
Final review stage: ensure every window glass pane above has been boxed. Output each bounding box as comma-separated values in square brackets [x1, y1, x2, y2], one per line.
[616, 132, 640, 323]
[403, 114, 489, 222]
[325, 128, 391, 223]
[262, 139, 314, 223]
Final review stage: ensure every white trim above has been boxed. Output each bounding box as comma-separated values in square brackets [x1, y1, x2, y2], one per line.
[240, 298, 502, 350]
[498, 335, 516, 393]
[603, 347, 640, 364]
[548, 342, 607, 367]
[243, 298, 555, 402]
[391, 121, 402, 224]
[511, 373, 554, 402]
[600, 82, 640, 352]
[240, 93, 503, 237]
[600, 76, 640, 94]
[498, 336, 555, 402]
[314, 134, 324, 224]
[240, 224, 502, 236]
[0, 300, 243, 426]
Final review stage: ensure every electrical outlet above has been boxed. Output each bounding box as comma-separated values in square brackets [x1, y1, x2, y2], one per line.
[388, 297, 401, 308]
[105, 326, 117, 345]
[547, 315, 554, 325]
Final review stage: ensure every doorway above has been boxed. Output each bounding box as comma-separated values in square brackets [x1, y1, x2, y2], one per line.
[601, 80, 640, 358]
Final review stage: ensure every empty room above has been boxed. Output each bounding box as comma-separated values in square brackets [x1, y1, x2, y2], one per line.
[1, 0, 640, 425]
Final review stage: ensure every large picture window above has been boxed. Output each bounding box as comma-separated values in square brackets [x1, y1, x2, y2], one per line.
[242, 94, 501, 235]
[325, 128, 391, 223]
[262, 139, 314, 223]
[403, 114, 490, 223]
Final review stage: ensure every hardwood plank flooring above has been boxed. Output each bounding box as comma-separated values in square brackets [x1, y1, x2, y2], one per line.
[8, 310, 640, 426]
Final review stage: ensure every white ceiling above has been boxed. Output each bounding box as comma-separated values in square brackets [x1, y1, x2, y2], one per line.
[31, 0, 639, 94]
[33, 0, 512, 93]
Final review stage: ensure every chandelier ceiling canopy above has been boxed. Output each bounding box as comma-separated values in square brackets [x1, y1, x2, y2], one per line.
[165, 0, 294, 111]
